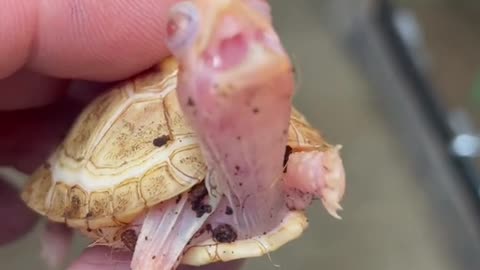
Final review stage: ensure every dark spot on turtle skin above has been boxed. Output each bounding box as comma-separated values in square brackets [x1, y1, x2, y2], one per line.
[234, 165, 240, 171]
[187, 97, 195, 106]
[282, 129, 288, 135]
[175, 195, 182, 204]
[121, 229, 138, 252]
[192, 203, 209, 217]
[152, 256, 156, 260]
[199, 204, 212, 214]
[86, 228, 92, 232]
[145, 236, 148, 241]
[86, 212, 93, 218]
[189, 184, 211, 217]
[189, 183, 208, 202]
[225, 206, 233, 215]
[283, 145, 293, 173]
[192, 203, 212, 218]
[44, 162, 51, 169]
[252, 107, 259, 114]
[212, 224, 237, 243]
[236, 136, 241, 140]
[239, 182, 243, 186]
[152, 135, 170, 147]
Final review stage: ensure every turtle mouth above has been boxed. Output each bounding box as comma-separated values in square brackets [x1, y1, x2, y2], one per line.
[196, 10, 290, 93]
[201, 29, 249, 72]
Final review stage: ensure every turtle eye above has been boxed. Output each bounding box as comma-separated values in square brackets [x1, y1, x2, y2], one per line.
[166, 1, 199, 54]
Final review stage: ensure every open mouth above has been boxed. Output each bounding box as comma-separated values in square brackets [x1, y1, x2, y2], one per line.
[200, 13, 287, 75]
[201, 30, 249, 71]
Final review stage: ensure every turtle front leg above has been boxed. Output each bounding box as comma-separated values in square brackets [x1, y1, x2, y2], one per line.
[283, 145, 346, 219]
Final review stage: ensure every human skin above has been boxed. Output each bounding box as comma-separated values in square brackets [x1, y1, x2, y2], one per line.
[0, 0, 244, 269]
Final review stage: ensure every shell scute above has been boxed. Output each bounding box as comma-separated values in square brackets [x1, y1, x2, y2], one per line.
[132, 58, 178, 93]
[165, 90, 196, 138]
[289, 108, 327, 149]
[65, 186, 89, 220]
[47, 183, 69, 222]
[112, 180, 146, 224]
[21, 164, 53, 214]
[170, 145, 207, 181]
[140, 164, 185, 207]
[91, 97, 170, 170]
[87, 191, 115, 229]
[63, 89, 129, 163]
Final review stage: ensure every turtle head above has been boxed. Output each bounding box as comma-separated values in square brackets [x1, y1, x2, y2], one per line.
[165, 0, 292, 98]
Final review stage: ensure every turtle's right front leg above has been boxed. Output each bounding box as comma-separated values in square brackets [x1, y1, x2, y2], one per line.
[283, 145, 346, 219]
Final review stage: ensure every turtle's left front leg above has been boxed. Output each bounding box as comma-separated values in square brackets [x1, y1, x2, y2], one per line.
[283, 145, 346, 219]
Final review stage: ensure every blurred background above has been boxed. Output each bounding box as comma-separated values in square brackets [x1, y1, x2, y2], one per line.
[2, 0, 480, 269]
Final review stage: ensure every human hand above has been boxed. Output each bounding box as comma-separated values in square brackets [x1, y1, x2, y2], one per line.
[0, 1, 244, 269]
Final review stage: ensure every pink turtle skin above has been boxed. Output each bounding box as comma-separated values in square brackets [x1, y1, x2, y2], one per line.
[132, 1, 295, 269]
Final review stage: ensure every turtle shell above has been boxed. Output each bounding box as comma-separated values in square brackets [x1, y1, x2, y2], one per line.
[21, 57, 329, 235]
[21, 58, 207, 229]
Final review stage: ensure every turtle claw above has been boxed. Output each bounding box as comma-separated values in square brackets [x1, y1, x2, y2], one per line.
[321, 195, 343, 220]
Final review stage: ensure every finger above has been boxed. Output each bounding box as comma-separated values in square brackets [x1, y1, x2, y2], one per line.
[0, 179, 38, 245]
[0, 0, 36, 77]
[1, 0, 179, 81]
[67, 246, 132, 270]
[68, 246, 245, 270]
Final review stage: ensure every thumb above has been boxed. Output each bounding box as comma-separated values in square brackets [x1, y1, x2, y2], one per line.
[1, 0, 179, 81]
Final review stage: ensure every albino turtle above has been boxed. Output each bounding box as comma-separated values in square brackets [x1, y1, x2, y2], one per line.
[21, 0, 346, 269]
